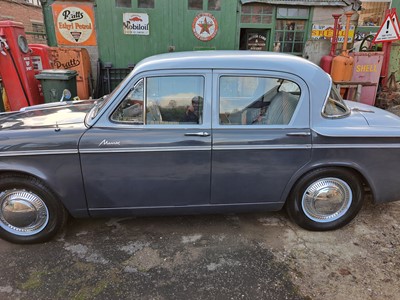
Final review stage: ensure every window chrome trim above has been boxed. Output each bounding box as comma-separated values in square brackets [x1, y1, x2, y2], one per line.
[144, 77, 148, 124]
[321, 82, 351, 119]
[110, 75, 206, 126]
[212, 70, 310, 130]
[212, 124, 298, 129]
[110, 78, 145, 125]
[217, 75, 302, 127]
[0, 149, 78, 157]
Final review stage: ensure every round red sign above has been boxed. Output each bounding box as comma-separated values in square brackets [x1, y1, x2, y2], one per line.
[192, 13, 219, 42]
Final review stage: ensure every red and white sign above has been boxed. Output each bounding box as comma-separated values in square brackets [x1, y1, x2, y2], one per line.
[192, 13, 218, 42]
[373, 13, 400, 43]
[123, 13, 149, 35]
[392, 11, 400, 36]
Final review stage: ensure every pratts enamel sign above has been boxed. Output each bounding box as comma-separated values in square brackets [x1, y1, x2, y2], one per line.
[52, 3, 97, 46]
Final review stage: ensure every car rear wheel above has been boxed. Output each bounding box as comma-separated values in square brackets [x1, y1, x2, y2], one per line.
[286, 168, 364, 231]
[0, 174, 68, 244]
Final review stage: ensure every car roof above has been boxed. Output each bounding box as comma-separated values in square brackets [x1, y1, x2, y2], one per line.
[127, 51, 332, 122]
[134, 50, 324, 79]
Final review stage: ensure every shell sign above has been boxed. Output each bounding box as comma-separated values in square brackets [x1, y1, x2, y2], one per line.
[52, 3, 97, 46]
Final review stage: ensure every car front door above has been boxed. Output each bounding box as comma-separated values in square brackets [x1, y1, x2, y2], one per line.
[79, 71, 212, 215]
[211, 70, 312, 205]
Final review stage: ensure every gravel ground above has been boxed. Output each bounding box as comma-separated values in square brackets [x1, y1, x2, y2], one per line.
[264, 196, 400, 300]
[0, 194, 399, 300]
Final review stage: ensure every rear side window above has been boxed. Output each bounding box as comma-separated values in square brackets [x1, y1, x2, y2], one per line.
[323, 87, 350, 118]
[219, 76, 301, 125]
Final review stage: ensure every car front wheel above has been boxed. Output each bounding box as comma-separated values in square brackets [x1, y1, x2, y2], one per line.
[0, 174, 68, 244]
[286, 168, 364, 231]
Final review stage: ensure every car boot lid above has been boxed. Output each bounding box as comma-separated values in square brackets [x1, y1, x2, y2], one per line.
[345, 100, 400, 128]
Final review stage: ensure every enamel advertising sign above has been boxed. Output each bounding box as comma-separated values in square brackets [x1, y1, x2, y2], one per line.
[123, 13, 149, 35]
[52, 3, 97, 46]
[192, 13, 218, 41]
[311, 24, 355, 43]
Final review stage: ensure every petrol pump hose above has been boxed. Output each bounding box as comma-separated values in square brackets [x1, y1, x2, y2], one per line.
[0, 36, 9, 56]
[0, 36, 32, 107]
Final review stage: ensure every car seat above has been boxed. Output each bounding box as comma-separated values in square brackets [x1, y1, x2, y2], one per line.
[261, 91, 298, 125]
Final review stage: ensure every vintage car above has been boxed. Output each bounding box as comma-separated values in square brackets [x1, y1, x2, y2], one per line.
[1, 51, 400, 244]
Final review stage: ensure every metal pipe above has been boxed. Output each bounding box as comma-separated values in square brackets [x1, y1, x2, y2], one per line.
[342, 11, 354, 57]
[330, 14, 342, 57]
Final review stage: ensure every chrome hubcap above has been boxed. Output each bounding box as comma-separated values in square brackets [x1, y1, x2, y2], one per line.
[0, 190, 49, 236]
[302, 178, 352, 223]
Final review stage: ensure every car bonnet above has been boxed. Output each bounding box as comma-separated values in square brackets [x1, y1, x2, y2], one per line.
[0, 101, 95, 130]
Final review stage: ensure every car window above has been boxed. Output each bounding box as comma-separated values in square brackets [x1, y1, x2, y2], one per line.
[219, 76, 300, 125]
[111, 76, 204, 125]
[111, 79, 144, 124]
[323, 86, 350, 118]
[146, 76, 204, 125]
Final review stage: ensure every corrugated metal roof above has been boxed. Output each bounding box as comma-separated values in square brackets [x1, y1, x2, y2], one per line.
[240, 0, 350, 7]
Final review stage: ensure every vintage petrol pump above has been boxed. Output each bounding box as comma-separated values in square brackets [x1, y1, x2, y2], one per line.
[30, 44, 54, 103]
[0, 21, 42, 110]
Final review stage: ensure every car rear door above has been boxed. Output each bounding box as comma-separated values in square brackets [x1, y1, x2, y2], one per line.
[210, 70, 312, 205]
[79, 70, 212, 215]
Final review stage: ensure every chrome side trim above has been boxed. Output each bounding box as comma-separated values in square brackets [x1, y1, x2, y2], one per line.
[213, 144, 311, 150]
[3, 144, 391, 157]
[0, 149, 78, 157]
[80, 144, 311, 154]
[313, 128, 400, 138]
[89, 201, 284, 211]
[313, 144, 400, 149]
[80, 146, 211, 154]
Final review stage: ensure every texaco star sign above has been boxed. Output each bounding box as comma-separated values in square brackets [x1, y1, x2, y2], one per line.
[192, 13, 219, 41]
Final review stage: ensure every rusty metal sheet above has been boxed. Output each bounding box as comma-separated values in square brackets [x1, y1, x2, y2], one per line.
[351, 52, 384, 106]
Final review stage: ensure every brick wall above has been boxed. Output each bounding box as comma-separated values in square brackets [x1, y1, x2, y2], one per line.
[0, 0, 46, 44]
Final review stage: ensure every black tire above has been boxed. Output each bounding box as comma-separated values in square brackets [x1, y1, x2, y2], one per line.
[0, 174, 68, 244]
[286, 168, 364, 231]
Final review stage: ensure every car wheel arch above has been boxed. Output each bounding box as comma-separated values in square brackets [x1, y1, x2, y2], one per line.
[0, 170, 65, 206]
[0, 172, 69, 243]
[281, 163, 375, 205]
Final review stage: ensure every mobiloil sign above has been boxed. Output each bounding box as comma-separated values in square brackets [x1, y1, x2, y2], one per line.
[123, 13, 149, 35]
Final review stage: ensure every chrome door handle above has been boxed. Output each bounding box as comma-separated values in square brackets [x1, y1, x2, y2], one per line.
[184, 132, 210, 137]
[286, 132, 311, 136]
